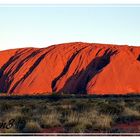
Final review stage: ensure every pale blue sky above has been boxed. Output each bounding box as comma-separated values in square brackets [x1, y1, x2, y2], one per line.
[0, 5, 140, 50]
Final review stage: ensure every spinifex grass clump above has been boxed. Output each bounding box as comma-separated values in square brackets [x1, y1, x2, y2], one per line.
[39, 110, 61, 128]
[0, 95, 139, 133]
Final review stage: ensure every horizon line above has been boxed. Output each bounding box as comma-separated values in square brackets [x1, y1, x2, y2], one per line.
[0, 41, 140, 51]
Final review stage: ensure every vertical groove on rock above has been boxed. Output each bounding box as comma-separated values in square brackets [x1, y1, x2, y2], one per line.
[58, 49, 118, 94]
[137, 55, 140, 61]
[0, 49, 31, 93]
[51, 46, 88, 92]
[9, 47, 56, 94]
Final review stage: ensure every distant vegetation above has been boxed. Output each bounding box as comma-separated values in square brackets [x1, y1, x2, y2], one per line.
[0, 94, 140, 134]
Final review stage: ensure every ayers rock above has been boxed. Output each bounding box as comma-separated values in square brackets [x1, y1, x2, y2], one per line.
[0, 42, 140, 95]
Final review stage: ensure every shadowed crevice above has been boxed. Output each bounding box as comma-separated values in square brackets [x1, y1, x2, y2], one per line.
[9, 47, 56, 94]
[0, 49, 43, 93]
[9, 50, 43, 76]
[9, 53, 47, 94]
[0, 49, 31, 93]
[137, 55, 140, 61]
[0, 50, 24, 76]
[58, 49, 118, 94]
[51, 46, 88, 92]
[95, 48, 102, 56]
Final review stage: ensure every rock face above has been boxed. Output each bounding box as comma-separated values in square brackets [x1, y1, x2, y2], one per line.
[0, 42, 140, 95]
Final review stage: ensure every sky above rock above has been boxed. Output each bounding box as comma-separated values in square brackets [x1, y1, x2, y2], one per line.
[0, 5, 140, 50]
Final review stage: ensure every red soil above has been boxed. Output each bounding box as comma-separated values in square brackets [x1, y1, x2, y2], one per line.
[41, 127, 64, 133]
[0, 42, 140, 95]
[113, 121, 140, 133]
